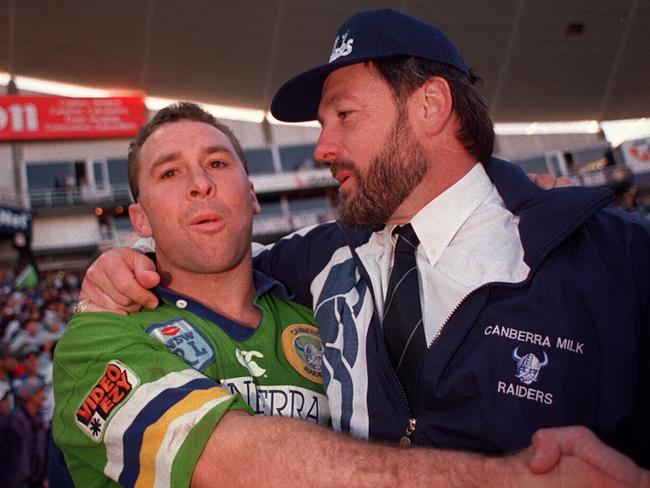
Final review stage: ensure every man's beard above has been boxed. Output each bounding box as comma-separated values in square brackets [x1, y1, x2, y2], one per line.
[335, 114, 429, 229]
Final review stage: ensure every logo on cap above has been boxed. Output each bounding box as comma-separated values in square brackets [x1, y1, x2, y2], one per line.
[329, 31, 354, 62]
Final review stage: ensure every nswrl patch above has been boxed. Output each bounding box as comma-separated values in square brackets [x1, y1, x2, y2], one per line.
[147, 318, 215, 372]
[75, 361, 139, 442]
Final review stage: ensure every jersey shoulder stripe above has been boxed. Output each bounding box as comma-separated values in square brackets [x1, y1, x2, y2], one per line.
[103, 368, 233, 484]
[130, 387, 231, 488]
[118, 377, 217, 486]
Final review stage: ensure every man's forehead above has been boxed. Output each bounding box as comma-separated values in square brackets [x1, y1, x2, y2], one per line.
[142, 120, 236, 159]
[318, 62, 391, 120]
[321, 63, 381, 101]
[147, 119, 229, 144]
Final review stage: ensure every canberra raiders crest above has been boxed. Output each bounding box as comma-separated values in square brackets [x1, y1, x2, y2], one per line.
[282, 324, 323, 384]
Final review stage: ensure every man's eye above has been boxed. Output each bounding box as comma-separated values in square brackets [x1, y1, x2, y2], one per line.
[161, 169, 177, 179]
[209, 160, 226, 168]
[338, 111, 350, 120]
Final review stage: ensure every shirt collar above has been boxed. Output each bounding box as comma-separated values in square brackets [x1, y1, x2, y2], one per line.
[155, 269, 291, 303]
[251, 269, 293, 300]
[153, 270, 291, 341]
[386, 163, 494, 266]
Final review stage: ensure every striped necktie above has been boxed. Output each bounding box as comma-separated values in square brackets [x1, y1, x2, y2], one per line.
[383, 223, 426, 410]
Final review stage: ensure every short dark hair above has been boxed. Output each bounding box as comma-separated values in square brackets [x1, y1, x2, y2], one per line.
[372, 57, 494, 165]
[127, 102, 249, 201]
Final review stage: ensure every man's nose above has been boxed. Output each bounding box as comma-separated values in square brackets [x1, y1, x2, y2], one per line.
[314, 126, 343, 165]
[188, 168, 215, 198]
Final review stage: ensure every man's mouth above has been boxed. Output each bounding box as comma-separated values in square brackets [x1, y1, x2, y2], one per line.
[188, 212, 225, 232]
[331, 165, 357, 192]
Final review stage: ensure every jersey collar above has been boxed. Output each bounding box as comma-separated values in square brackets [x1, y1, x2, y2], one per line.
[153, 270, 291, 341]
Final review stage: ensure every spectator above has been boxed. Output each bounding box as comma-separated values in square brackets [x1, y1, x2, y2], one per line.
[10, 320, 42, 355]
[0, 387, 11, 418]
[0, 377, 48, 488]
[0, 270, 79, 486]
[620, 185, 649, 219]
[10, 320, 62, 356]
[1, 304, 17, 338]
[37, 342, 55, 424]
[0, 344, 18, 418]
[13, 347, 44, 386]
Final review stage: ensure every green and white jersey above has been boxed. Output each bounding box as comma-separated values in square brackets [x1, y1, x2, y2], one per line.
[53, 272, 327, 488]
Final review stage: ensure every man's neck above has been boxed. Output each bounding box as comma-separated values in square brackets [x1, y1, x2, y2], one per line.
[158, 259, 261, 328]
[388, 156, 477, 225]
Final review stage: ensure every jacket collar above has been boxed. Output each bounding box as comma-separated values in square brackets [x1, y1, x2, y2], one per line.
[338, 158, 614, 269]
[484, 158, 613, 267]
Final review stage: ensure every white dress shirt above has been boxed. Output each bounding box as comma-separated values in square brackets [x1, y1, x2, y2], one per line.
[356, 163, 530, 344]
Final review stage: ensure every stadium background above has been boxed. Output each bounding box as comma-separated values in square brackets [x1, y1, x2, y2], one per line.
[0, 1, 649, 483]
[1, 0, 650, 272]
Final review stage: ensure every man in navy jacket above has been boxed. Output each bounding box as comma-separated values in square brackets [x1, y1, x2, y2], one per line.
[80, 8, 649, 485]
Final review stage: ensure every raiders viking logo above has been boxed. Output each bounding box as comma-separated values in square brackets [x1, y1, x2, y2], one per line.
[281, 324, 324, 384]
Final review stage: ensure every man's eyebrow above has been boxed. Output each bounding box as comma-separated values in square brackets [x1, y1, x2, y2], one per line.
[203, 145, 234, 157]
[318, 93, 361, 123]
[150, 152, 181, 173]
[318, 95, 339, 125]
[149, 145, 235, 173]
[321, 94, 340, 109]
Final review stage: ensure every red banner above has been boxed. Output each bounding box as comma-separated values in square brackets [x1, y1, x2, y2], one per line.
[0, 96, 146, 141]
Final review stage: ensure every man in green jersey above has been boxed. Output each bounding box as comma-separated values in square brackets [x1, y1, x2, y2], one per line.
[56, 103, 641, 488]
[53, 103, 328, 487]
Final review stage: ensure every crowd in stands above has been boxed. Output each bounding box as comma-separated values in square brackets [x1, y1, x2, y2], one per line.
[0, 267, 80, 488]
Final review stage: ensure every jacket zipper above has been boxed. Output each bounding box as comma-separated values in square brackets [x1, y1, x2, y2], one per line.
[345, 235, 415, 442]
[399, 418, 417, 446]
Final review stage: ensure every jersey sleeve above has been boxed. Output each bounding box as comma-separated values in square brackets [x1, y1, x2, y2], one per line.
[53, 312, 252, 488]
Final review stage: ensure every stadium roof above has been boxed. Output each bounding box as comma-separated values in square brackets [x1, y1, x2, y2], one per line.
[1, 0, 649, 123]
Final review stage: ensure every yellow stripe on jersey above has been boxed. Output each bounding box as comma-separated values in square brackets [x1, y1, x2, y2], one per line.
[104, 369, 206, 482]
[134, 386, 231, 488]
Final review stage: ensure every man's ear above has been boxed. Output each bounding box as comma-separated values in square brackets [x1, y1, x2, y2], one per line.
[129, 203, 153, 237]
[249, 181, 261, 215]
[418, 76, 454, 136]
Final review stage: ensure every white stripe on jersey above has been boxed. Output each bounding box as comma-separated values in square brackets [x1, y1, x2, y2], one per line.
[103, 369, 206, 481]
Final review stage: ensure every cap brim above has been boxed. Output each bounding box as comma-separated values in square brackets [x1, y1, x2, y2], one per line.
[270, 63, 343, 123]
[270, 55, 391, 123]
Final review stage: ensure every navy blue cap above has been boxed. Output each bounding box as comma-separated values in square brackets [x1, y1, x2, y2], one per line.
[271, 9, 470, 122]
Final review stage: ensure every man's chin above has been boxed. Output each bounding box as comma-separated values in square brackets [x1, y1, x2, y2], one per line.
[338, 206, 385, 230]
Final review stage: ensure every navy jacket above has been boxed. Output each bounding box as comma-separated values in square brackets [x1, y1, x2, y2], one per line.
[255, 158, 650, 467]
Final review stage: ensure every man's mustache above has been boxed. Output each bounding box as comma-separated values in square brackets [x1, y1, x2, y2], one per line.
[330, 159, 360, 179]
[180, 202, 229, 222]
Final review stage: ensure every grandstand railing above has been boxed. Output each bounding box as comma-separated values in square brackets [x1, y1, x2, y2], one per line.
[28, 185, 133, 208]
[251, 168, 336, 193]
[252, 208, 337, 236]
[26, 169, 338, 209]
[0, 186, 23, 207]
